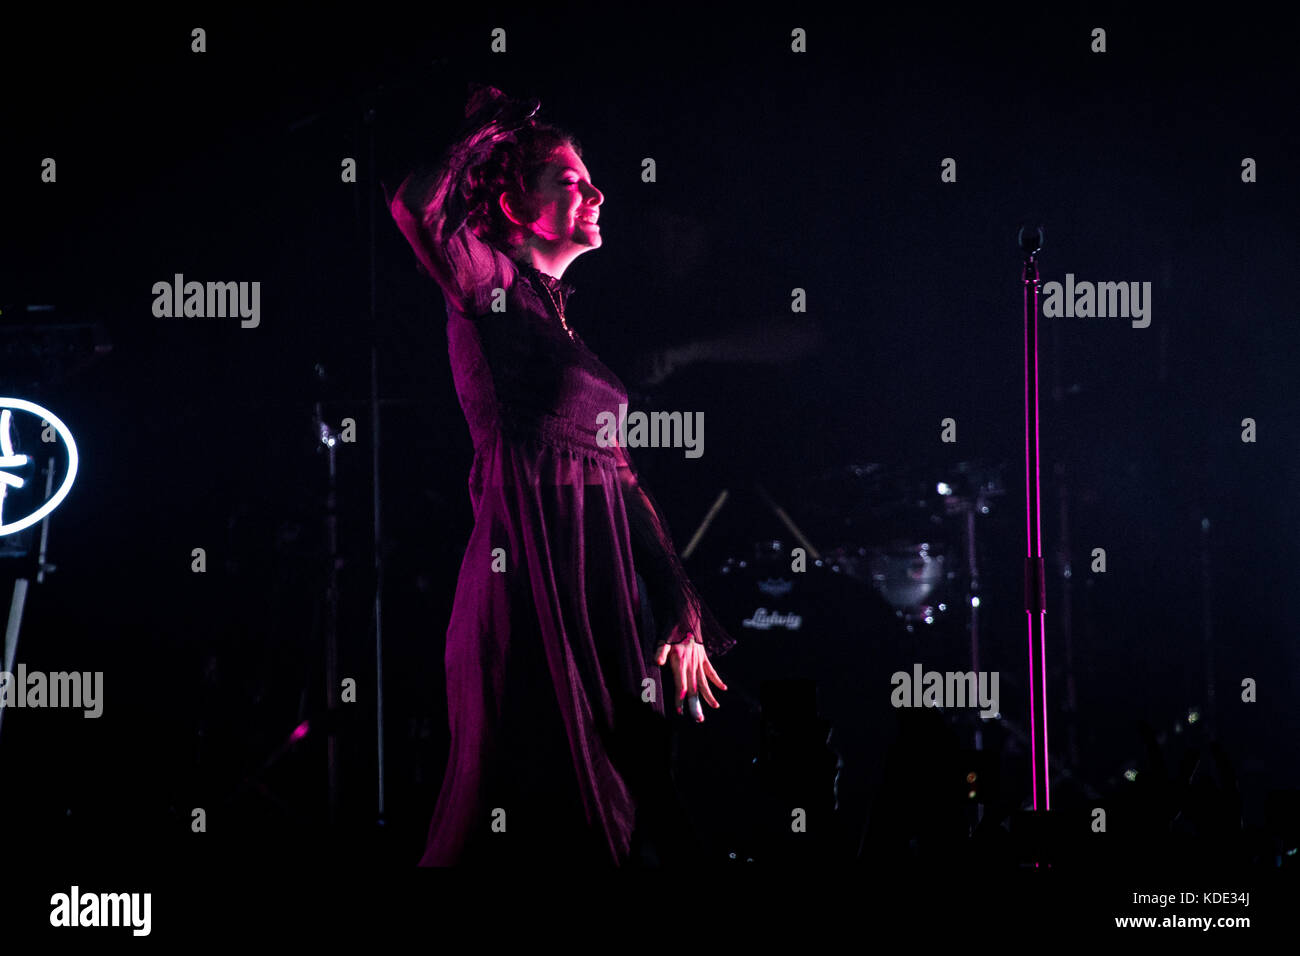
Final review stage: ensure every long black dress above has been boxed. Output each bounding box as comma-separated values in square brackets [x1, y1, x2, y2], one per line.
[390, 125, 736, 866]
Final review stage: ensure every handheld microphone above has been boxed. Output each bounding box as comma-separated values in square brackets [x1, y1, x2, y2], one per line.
[684, 694, 703, 722]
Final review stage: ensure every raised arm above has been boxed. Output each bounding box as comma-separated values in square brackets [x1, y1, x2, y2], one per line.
[388, 86, 537, 314]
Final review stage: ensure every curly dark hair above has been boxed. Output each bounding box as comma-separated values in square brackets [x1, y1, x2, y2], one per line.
[462, 123, 584, 254]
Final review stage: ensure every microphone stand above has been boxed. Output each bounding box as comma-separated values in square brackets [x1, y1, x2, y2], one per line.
[1020, 225, 1051, 814]
[288, 81, 399, 833]
[314, 401, 342, 825]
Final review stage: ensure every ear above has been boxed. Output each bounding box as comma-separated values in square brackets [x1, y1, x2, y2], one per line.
[498, 190, 533, 227]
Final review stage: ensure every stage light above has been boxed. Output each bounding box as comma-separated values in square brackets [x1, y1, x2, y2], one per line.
[971, 596, 981, 608]
[1124, 769, 1137, 782]
[0, 398, 79, 537]
[937, 482, 953, 496]
[1188, 709, 1200, 724]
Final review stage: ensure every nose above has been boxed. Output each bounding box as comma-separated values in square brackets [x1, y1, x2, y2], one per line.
[581, 182, 603, 206]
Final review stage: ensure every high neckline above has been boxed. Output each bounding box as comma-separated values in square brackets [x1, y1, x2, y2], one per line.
[519, 261, 576, 298]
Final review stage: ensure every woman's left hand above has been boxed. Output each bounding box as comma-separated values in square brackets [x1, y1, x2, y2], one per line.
[655, 611, 727, 722]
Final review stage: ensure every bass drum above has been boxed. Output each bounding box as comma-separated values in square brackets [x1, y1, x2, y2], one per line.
[675, 540, 919, 862]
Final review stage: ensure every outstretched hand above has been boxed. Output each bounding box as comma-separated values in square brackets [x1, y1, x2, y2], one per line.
[655, 613, 727, 722]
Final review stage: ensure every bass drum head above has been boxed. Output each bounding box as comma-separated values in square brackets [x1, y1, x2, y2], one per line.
[675, 543, 931, 862]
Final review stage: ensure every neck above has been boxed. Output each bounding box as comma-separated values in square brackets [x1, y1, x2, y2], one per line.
[514, 242, 583, 281]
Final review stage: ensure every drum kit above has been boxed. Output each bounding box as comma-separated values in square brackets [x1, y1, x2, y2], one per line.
[674, 459, 1010, 862]
[704, 460, 1006, 635]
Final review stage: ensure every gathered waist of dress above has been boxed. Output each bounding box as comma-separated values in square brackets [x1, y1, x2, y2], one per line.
[485, 404, 623, 462]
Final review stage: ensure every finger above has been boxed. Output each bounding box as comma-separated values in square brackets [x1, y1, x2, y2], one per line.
[685, 649, 706, 721]
[674, 650, 689, 702]
[702, 657, 727, 691]
[663, 644, 683, 711]
[699, 679, 721, 710]
[655, 642, 670, 666]
[691, 654, 716, 708]
[681, 642, 702, 697]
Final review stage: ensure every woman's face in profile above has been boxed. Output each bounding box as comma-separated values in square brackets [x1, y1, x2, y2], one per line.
[516, 144, 604, 252]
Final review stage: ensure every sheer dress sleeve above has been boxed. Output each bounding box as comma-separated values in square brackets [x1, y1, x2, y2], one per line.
[614, 445, 737, 660]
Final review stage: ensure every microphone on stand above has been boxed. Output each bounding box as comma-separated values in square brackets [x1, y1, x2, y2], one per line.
[1018, 223, 1044, 257]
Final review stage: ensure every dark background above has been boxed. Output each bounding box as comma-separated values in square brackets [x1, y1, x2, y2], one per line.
[1, 3, 1297, 903]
